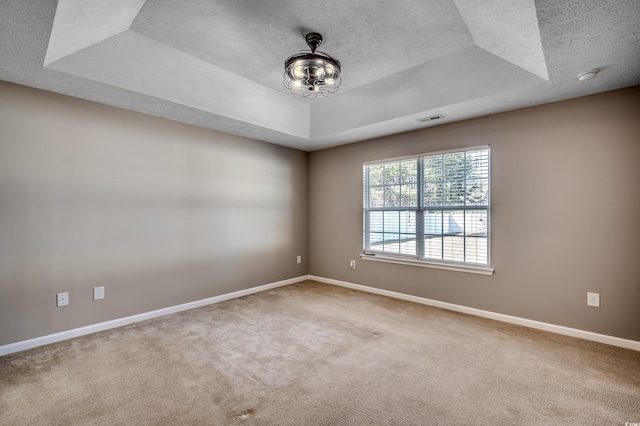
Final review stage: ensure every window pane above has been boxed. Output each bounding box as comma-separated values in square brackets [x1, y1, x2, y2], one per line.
[443, 153, 465, 206]
[465, 210, 487, 237]
[401, 160, 417, 184]
[368, 186, 384, 208]
[465, 210, 488, 264]
[465, 236, 488, 264]
[382, 225, 417, 255]
[382, 233, 400, 252]
[423, 157, 442, 180]
[369, 211, 383, 232]
[465, 149, 489, 206]
[368, 164, 384, 186]
[399, 237, 417, 256]
[444, 182, 464, 206]
[383, 211, 399, 232]
[443, 153, 465, 177]
[365, 160, 418, 209]
[369, 232, 384, 250]
[401, 185, 417, 207]
[399, 211, 416, 233]
[424, 236, 442, 260]
[384, 162, 401, 185]
[465, 179, 489, 206]
[385, 184, 401, 207]
[424, 211, 443, 235]
[443, 236, 465, 262]
[423, 156, 443, 206]
[466, 149, 490, 180]
[364, 210, 417, 256]
[424, 180, 442, 206]
[444, 211, 464, 235]
[424, 210, 444, 261]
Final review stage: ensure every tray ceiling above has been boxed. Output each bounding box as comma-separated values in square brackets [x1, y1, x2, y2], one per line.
[1, 0, 639, 150]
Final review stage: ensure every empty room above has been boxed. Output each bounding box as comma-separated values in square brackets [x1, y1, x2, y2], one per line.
[1, 0, 639, 424]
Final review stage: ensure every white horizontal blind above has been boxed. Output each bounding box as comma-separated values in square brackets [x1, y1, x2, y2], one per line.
[364, 147, 490, 265]
[363, 158, 418, 256]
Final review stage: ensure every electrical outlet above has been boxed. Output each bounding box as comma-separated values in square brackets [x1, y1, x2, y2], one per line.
[56, 292, 69, 307]
[587, 292, 600, 307]
[296, 255, 302, 264]
[349, 260, 356, 269]
[93, 286, 105, 300]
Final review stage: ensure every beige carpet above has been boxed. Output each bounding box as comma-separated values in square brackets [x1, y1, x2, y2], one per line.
[1, 281, 639, 425]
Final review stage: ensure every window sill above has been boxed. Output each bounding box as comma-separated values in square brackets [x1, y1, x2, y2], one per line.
[360, 253, 494, 275]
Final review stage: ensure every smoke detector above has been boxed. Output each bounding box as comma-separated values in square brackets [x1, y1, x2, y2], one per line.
[577, 70, 598, 82]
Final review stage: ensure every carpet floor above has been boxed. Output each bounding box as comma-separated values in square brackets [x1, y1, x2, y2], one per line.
[1, 280, 639, 425]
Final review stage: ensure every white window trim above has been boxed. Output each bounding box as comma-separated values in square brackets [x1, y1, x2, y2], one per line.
[363, 145, 492, 271]
[360, 253, 494, 275]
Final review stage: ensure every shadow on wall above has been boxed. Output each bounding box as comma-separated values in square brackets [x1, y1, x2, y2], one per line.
[0, 83, 305, 345]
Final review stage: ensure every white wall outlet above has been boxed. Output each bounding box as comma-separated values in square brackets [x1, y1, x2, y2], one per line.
[56, 292, 69, 307]
[93, 286, 105, 300]
[349, 260, 356, 269]
[296, 255, 302, 264]
[587, 292, 600, 307]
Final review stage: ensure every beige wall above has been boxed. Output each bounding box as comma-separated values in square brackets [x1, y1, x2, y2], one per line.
[309, 87, 640, 341]
[2, 80, 639, 347]
[0, 82, 308, 345]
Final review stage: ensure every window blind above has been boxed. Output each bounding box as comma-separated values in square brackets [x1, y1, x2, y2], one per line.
[363, 146, 490, 265]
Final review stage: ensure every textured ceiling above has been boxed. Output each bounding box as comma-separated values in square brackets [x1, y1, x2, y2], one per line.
[1, 0, 639, 151]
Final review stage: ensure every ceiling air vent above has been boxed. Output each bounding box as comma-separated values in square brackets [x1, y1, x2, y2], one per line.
[416, 114, 444, 123]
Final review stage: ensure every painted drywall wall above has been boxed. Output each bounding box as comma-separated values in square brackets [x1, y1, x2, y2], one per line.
[309, 86, 640, 341]
[0, 81, 308, 345]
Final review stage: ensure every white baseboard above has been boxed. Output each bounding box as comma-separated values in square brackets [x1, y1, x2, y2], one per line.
[3, 274, 638, 356]
[308, 275, 640, 352]
[0, 275, 309, 357]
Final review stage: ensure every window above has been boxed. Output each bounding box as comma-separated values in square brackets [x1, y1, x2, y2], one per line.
[363, 146, 490, 267]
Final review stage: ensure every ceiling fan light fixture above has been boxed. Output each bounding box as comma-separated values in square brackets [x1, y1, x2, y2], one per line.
[284, 32, 342, 99]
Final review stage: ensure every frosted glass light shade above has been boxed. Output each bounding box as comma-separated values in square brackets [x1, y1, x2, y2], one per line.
[283, 33, 342, 99]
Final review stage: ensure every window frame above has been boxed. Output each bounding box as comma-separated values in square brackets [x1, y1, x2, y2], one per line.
[362, 146, 493, 275]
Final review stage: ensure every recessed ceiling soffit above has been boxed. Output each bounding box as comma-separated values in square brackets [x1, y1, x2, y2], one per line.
[44, 0, 548, 143]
